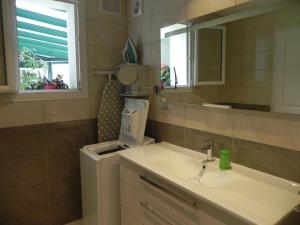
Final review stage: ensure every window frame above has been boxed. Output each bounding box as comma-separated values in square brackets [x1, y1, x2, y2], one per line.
[2, 0, 88, 101]
[193, 26, 226, 86]
[160, 23, 192, 89]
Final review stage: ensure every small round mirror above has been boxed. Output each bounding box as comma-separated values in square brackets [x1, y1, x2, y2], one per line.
[118, 65, 138, 85]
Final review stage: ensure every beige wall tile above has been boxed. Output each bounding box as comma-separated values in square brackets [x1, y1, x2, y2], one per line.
[181, 92, 206, 105]
[242, 87, 271, 105]
[274, 7, 300, 29]
[224, 87, 243, 103]
[128, 17, 152, 45]
[243, 70, 272, 88]
[184, 104, 234, 137]
[243, 13, 274, 35]
[150, 15, 164, 43]
[227, 54, 243, 71]
[87, 46, 123, 71]
[89, 94, 102, 119]
[242, 51, 273, 71]
[141, 42, 161, 69]
[88, 71, 108, 95]
[0, 100, 44, 128]
[149, 68, 160, 86]
[227, 21, 243, 40]
[44, 99, 91, 123]
[243, 33, 273, 53]
[149, 97, 185, 126]
[87, 20, 126, 47]
[225, 71, 243, 88]
[233, 111, 300, 151]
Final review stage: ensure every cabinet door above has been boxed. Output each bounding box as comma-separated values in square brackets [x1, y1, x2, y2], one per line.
[272, 26, 300, 114]
[186, 0, 235, 20]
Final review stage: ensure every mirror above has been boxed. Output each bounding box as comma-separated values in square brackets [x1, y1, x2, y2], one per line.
[160, 1, 300, 115]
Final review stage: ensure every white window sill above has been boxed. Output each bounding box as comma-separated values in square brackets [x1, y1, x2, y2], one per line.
[160, 86, 193, 94]
[13, 89, 88, 101]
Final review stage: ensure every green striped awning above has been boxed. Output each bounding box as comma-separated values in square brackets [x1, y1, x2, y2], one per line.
[16, 7, 68, 61]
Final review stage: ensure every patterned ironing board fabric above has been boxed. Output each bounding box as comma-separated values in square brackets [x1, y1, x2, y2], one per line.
[97, 80, 124, 143]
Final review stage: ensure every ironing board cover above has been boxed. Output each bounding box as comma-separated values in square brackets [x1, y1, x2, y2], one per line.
[97, 80, 124, 143]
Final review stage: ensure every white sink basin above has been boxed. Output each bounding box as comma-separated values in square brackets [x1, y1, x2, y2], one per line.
[138, 145, 239, 188]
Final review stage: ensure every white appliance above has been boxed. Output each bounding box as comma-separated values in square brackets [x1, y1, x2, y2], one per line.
[80, 98, 154, 225]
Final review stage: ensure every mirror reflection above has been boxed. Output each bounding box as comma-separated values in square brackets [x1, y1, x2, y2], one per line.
[0, 0, 6, 86]
[160, 5, 300, 115]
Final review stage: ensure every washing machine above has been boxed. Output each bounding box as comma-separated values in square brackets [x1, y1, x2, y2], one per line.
[80, 98, 154, 225]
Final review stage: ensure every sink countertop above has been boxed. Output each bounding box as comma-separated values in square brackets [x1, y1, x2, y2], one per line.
[118, 142, 300, 225]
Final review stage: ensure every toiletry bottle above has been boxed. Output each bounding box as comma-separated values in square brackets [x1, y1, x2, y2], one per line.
[219, 149, 231, 170]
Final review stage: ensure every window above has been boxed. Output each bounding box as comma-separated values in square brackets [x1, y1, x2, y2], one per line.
[160, 24, 191, 88]
[1, 0, 87, 100]
[16, 0, 78, 91]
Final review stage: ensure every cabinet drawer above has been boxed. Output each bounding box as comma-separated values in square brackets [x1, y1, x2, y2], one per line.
[120, 163, 227, 225]
[121, 178, 197, 225]
[121, 207, 143, 225]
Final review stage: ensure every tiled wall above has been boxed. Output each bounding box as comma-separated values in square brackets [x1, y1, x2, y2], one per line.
[149, 98, 300, 153]
[146, 120, 300, 183]
[0, 0, 127, 224]
[0, 119, 97, 225]
[0, 0, 127, 128]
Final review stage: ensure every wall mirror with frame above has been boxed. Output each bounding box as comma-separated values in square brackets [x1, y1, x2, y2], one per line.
[160, 0, 300, 115]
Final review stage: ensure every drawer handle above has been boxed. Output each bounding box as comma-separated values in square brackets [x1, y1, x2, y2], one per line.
[140, 175, 199, 209]
[140, 201, 173, 225]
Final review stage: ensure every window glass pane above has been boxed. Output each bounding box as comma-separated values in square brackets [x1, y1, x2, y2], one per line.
[16, 0, 78, 91]
[160, 24, 189, 87]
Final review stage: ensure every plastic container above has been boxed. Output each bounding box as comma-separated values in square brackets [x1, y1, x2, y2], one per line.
[219, 149, 231, 170]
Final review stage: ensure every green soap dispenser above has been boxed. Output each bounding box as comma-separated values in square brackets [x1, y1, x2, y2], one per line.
[219, 149, 231, 170]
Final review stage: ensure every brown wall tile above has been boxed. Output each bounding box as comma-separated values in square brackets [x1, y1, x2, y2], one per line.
[0, 125, 45, 162]
[184, 128, 233, 157]
[0, 183, 50, 225]
[49, 176, 82, 225]
[154, 122, 185, 147]
[0, 119, 97, 225]
[47, 152, 80, 180]
[45, 120, 92, 155]
[151, 120, 300, 183]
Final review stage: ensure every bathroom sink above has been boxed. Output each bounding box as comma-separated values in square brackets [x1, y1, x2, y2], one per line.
[187, 164, 239, 188]
[120, 142, 300, 225]
[140, 146, 239, 188]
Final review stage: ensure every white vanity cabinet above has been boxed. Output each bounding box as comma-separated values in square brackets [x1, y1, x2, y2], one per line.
[120, 163, 226, 225]
[186, 0, 236, 19]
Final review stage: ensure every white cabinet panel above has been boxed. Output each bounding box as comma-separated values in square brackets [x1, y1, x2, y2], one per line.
[272, 27, 300, 114]
[120, 164, 227, 225]
[121, 208, 143, 225]
[186, 0, 235, 20]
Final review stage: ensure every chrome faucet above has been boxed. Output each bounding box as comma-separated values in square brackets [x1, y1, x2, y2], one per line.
[198, 140, 215, 162]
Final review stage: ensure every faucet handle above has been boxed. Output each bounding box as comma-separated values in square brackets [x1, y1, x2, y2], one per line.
[200, 140, 214, 150]
[199, 140, 215, 162]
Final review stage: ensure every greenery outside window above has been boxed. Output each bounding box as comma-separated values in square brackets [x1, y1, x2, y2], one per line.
[16, 0, 78, 91]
